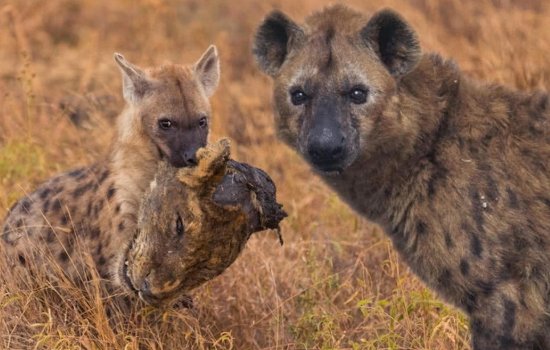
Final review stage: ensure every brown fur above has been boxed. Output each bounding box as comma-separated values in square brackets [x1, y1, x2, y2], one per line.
[254, 4, 550, 349]
[1, 47, 220, 293]
[122, 139, 286, 306]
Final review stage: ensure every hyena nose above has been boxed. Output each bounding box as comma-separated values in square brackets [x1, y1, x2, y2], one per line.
[140, 278, 153, 296]
[139, 277, 159, 301]
[183, 151, 198, 166]
[307, 128, 346, 167]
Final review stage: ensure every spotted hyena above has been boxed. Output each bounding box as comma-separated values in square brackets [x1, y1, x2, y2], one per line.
[254, 4, 550, 349]
[1, 46, 220, 292]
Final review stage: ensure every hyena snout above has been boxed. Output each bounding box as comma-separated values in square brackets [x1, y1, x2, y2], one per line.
[307, 125, 347, 171]
[183, 149, 198, 166]
[138, 275, 156, 301]
[170, 144, 202, 168]
[135, 268, 180, 305]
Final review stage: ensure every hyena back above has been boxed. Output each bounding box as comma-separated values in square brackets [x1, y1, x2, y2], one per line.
[254, 4, 550, 349]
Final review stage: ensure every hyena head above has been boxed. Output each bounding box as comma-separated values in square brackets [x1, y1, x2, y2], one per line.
[253, 5, 420, 173]
[120, 139, 286, 306]
[120, 140, 241, 305]
[114, 46, 220, 167]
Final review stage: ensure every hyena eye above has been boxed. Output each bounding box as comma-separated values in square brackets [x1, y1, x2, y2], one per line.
[349, 87, 368, 105]
[290, 89, 308, 106]
[176, 215, 184, 237]
[199, 117, 208, 128]
[158, 119, 172, 129]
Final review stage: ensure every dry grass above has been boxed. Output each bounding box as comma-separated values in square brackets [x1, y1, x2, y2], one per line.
[1, 0, 549, 349]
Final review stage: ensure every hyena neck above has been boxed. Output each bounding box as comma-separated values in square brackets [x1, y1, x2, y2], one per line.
[109, 107, 159, 223]
[321, 53, 463, 226]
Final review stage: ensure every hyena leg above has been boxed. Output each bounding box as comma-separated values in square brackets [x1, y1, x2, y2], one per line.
[470, 293, 539, 350]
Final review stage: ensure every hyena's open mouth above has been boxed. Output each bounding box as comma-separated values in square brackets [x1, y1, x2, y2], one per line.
[122, 259, 137, 293]
[120, 231, 139, 294]
[314, 165, 345, 176]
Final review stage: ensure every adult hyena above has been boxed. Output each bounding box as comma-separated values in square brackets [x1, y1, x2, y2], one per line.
[1, 46, 220, 301]
[254, 4, 550, 349]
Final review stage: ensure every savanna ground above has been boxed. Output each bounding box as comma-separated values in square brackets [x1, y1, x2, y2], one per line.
[1, 0, 549, 349]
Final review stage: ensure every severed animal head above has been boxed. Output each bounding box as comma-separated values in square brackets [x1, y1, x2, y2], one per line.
[118, 139, 287, 306]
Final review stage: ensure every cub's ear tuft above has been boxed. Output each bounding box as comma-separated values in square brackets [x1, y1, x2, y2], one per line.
[193, 45, 220, 98]
[253, 10, 304, 76]
[197, 138, 230, 176]
[360, 9, 421, 76]
[178, 139, 230, 187]
[114, 53, 150, 104]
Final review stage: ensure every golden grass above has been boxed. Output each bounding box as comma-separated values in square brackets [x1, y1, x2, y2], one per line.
[1, 0, 549, 348]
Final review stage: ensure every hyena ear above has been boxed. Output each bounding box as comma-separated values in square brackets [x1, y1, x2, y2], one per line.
[253, 10, 304, 76]
[360, 9, 421, 76]
[178, 139, 230, 187]
[193, 45, 220, 98]
[114, 53, 150, 104]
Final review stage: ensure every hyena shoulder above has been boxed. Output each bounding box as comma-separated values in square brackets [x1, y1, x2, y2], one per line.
[1, 163, 115, 276]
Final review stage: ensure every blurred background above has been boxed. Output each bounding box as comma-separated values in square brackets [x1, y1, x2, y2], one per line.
[1, 0, 549, 349]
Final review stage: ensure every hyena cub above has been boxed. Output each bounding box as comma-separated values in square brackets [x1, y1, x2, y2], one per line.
[1, 46, 220, 287]
[122, 139, 286, 306]
[254, 4, 550, 349]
